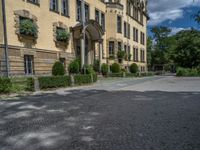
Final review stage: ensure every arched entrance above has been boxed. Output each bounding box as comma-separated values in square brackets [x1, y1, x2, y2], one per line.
[72, 20, 104, 67]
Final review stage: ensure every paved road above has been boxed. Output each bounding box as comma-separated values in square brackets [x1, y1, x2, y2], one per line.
[0, 76, 200, 150]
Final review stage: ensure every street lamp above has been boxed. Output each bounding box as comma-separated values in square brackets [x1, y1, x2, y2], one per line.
[81, 0, 86, 73]
[1, 0, 9, 77]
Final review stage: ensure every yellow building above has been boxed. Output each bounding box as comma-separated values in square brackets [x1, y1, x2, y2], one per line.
[0, 0, 148, 76]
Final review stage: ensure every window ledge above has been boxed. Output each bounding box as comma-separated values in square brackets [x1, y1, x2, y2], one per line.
[50, 9, 60, 14]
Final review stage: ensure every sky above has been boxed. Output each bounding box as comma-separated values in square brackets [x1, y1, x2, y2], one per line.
[148, 0, 200, 36]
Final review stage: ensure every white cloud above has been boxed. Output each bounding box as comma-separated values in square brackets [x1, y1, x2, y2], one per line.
[148, 0, 200, 25]
[170, 27, 191, 35]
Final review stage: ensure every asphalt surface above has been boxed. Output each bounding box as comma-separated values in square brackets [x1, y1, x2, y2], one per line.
[0, 76, 200, 150]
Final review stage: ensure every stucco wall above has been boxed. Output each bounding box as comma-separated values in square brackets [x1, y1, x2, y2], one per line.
[5, 0, 106, 53]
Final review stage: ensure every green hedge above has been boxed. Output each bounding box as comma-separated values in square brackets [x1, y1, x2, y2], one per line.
[176, 68, 200, 77]
[74, 74, 93, 85]
[93, 73, 98, 82]
[107, 73, 124, 77]
[125, 73, 139, 77]
[38, 76, 70, 89]
[0, 77, 12, 93]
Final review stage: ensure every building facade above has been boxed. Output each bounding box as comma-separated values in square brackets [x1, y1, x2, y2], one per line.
[0, 0, 148, 76]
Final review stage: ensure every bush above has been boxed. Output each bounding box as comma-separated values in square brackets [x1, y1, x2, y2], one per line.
[101, 63, 109, 76]
[93, 73, 98, 82]
[74, 74, 92, 85]
[130, 63, 139, 73]
[20, 19, 38, 37]
[85, 65, 95, 74]
[93, 60, 100, 72]
[68, 59, 80, 74]
[38, 76, 70, 89]
[110, 63, 120, 73]
[107, 73, 123, 77]
[56, 28, 70, 42]
[176, 67, 199, 77]
[26, 77, 35, 91]
[52, 61, 65, 76]
[0, 77, 12, 93]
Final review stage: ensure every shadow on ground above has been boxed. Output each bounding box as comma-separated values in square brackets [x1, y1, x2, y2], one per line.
[0, 90, 200, 150]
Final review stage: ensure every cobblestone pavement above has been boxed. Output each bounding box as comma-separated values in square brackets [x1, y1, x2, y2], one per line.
[0, 76, 200, 150]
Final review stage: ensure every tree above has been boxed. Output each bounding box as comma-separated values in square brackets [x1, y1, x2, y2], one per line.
[150, 26, 172, 66]
[171, 29, 200, 68]
[194, 11, 200, 24]
[147, 37, 153, 68]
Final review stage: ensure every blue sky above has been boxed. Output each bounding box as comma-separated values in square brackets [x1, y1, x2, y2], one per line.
[147, 0, 200, 36]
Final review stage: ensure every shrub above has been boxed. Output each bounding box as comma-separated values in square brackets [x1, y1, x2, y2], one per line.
[52, 61, 65, 76]
[38, 76, 70, 89]
[93, 73, 98, 82]
[110, 63, 120, 73]
[130, 63, 139, 73]
[107, 73, 123, 77]
[101, 63, 109, 76]
[117, 51, 125, 63]
[0, 77, 12, 93]
[93, 60, 100, 72]
[176, 67, 199, 77]
[74, 74, 92, 85]
[68, 59, 80, 74]
[56, 28, 70, 42]
[85, 65, 95, 74]
[20, 19, 38, 37]
[26, 77, 35, 91]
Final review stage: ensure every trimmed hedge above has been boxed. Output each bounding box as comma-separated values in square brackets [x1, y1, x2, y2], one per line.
[26, 77, 35, 91]
[107, 73, 123, 77]
[101, 63, 109, 76]
[38, 76, 70, 89]
[74, 74, 93, 85]
[0, 77, 12, 93]
[93, 73, 98, 82]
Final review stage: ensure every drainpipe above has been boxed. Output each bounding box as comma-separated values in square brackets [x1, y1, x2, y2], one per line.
[2, 0, 9, 77]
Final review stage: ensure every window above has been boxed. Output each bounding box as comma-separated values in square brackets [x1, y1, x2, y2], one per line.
[118, 42, 122, 51]
[24, 55, 34, 75]
[133, 27, 138, 42]
[124, 22, 127, 37]
[128, 46, 131, 60]
[133, 47, 138, 62]
[50, 0, 58, 12]
[95, 9, 100, 23]
[141, 32, 145, 45]
[76, 0, 82, 21]
[128, 24, 130, 39]
[62, 0, 69, 16]
[85, 4, 90, 22]
[109, 41, 115, 56]
[27, 0, 40, 5]
[101, 13, 105, 31]
[140, 49, 145, 62]
[117, 16, 122, 33]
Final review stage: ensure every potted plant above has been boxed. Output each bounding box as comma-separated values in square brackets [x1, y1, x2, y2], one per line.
[19, 19, 38, 38]
[56, 28, 70, 43]
[117, 50, 125, 63]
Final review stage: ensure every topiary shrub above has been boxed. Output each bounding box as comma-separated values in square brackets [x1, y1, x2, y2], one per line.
[68, 59, 80, 74]
[110, 63, 120, 73]
[20, 19, 38, 38]
[101, 63, 109, 76]
[130, 63, 139, 73]
[0, 77, 12, 93]
[52, 61, 65, 76]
